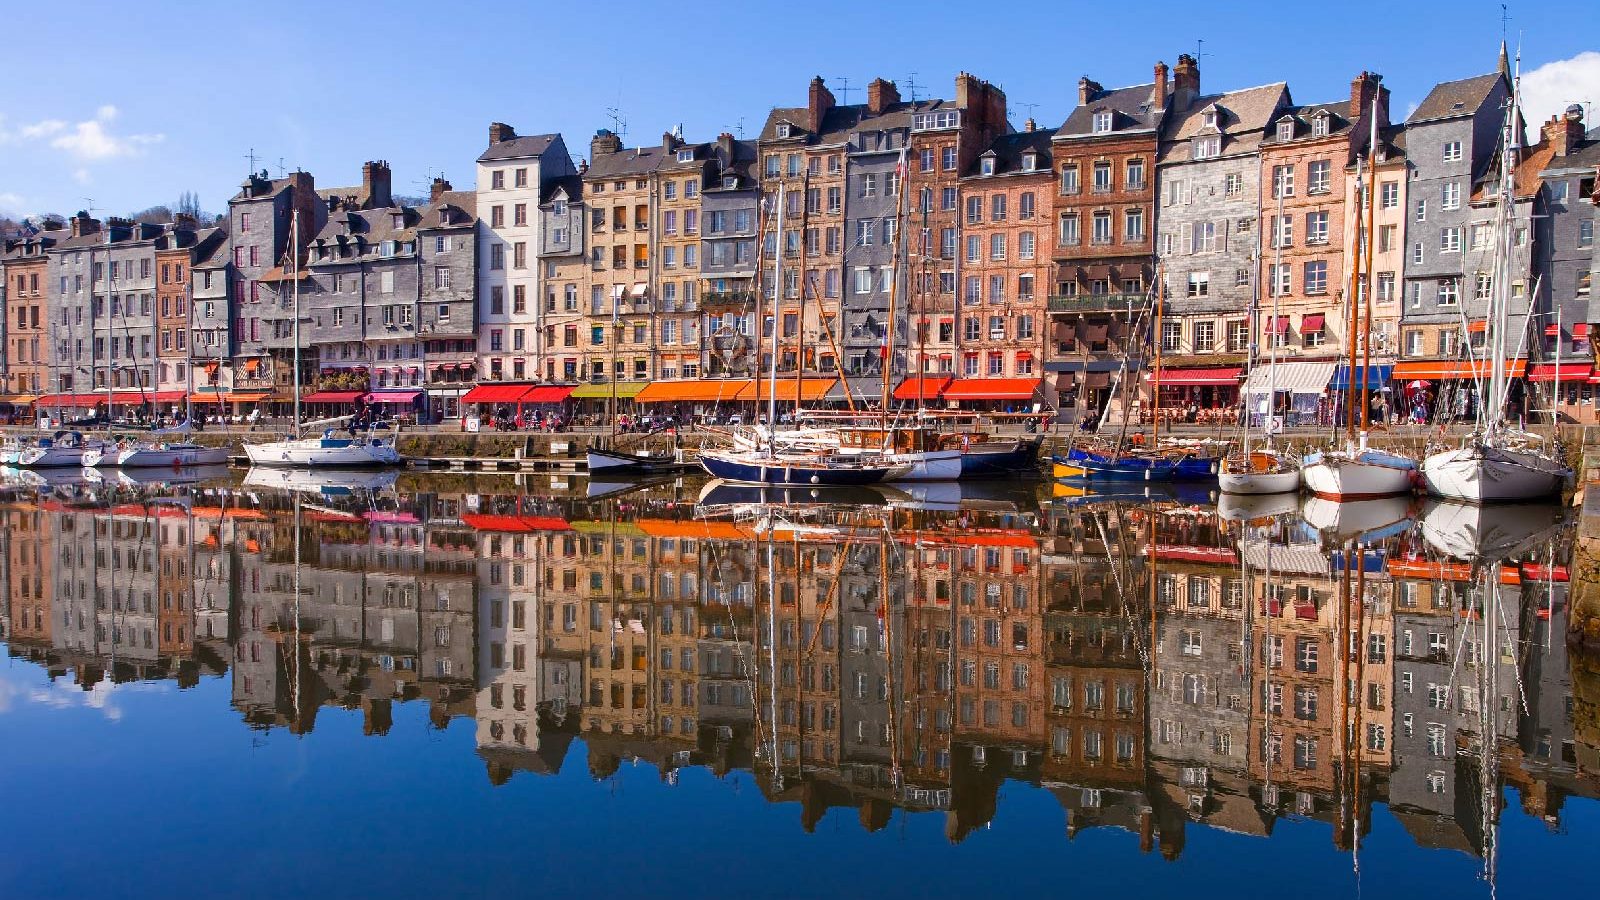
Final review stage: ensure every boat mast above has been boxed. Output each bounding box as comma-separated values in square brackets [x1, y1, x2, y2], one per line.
[1487, 51, 1523, 440]
[291, 210, 302, 435]
[609, 287, 618, 447]
[1151, 268, 1163, 448]
[1344, 132, 1365, 448]
[882, 147, 909, 437]
[1263, 171, 1287, 452]
[767, 185, 785, 455]
[1359, 89, 1379, 444]
[794, 172, 809, 422]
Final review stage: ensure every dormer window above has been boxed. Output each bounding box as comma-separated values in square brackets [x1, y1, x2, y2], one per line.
[776, 122, 792, 139]
[379, 240, 396, 258]
[1093, 111, 1113, 133]
[980, 157, 996, 176]
[676, 149, 694, 163]
[392, 213, 404, 229]
[1022, 152, 1038, 172]
[1202, 109, 1219, 129]
[722, 176, 738, 190]
[553, 200, 567, 216]
[1311, 113, 1330, 138]
[1193, 135, 1221, 160]
[1276, 119, 1295, 141]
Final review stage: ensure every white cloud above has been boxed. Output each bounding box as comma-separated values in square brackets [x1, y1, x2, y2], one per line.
[0, 104, 163, 163]
[72, 168, 91, 186]
[1520, 50, 1600, 134]
[0, 191, 25, 214]
[21, 119, 66, 139]
[96, 104, 119, 121]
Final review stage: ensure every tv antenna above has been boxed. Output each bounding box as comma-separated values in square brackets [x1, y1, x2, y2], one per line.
[904, 72, 922, 103]
[1195, 38, 1209, 66]
[1017, 101, 1040, 122]
[833, 76, 853, 105]
[605, 106, 628, 145]
[276, 157, 287, 179]
[244, 148, 259, 175]
[731, 117, 746, 139]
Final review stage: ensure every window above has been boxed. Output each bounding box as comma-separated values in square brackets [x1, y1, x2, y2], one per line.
[1442, 140, 1463, 163]
[1310, 113, 1329, 138]
[1092, 111, 1112, 133]
[1304, 260, 1328, 295]
[1582, 220, 1594, 249]
[1224, 172, 1243, 196]
[1161, 320, 1181, 352]
[1295, 637, 1318, 673]
[941, 146, 957, 170]
[1307, 160, 1331, 193]
[1272, 165, 1294, 198]
[1060, 165, 1080, 195]
[1272, 214, 1293, 248]
[1305, 211, 1329, 245]
[1440, 227, 1462, 253]
[1092, 211, 1112, 244]
[1194, 320, 1215, 350]
[1441, 181, 1461, 210]
[1381, 180, 1399, 208]
[1125, 208, 1144, 242]
[1092, 161, 1112, 193]
[991, 194, 1007, 221]
[979, 157, 995, 176]
[1415, 198, 1426, 222]
[1276, 119, 1294, 141]
[1019, 231, 1036, 259]
[990, 233, 1006, 260]
[1191, 135, 1220, 159]
[1228, 320, 1249, 352]
[1058, 214, 1080, 246]
[1436, 277, 1459, 307]
[1412, 242, 1425, 265]
[1187, 272, 1210, 298]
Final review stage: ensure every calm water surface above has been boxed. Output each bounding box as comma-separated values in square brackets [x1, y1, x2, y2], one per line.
[1, 470, 1597, 898]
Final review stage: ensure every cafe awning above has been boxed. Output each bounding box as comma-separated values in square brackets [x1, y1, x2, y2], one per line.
[301, 390, 365, 404]
[460, 513, 572, 533]
[0, 394, 38, 405]
[462, 383, 536, 404]
[570, 382, 645, 399]
[893, 376, 953, 401]
[519, 385, 576, 403]
[1329, 364, 1393, 390]
[1154, 367, 1243, 386]
[736, 377, 838, 402]
[942, 378, 1042, 401]
[1300, 313, 1326, 332]
[1525, 362, 1595, 382]
[1391, 359, 1527, 380]
[365, 390, 423, 404]
[635, 379, 752, 403]
[219, 391, 272, 403]
[1242, 361, 1338, 395]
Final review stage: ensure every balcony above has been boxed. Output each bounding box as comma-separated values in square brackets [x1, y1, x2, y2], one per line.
[702, 291, 757, 307]
[1048, 293, 1147, 314]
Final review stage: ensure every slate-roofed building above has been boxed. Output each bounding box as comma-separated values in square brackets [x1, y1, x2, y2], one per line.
[1530, 111, 1599, 422]
[536, 173, 586, 384]
[1, 219, 67, 399]
[699, 133, 759, 379]
[582, 130, 665, 384]
[1049, 58, 1182, 423]
[417, 179, 479, 419]
[227, 169, 322, 403]
[654, 133, 713, 383]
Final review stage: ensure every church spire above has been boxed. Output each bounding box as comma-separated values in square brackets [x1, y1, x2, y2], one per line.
[1498, 40, 1510, 77]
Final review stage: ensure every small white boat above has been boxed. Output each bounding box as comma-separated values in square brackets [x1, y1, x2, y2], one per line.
[0, 439, 27, 466]
[17, 431, 97, 468]
[244, 429, 402, 468]
[1219, 450, 1301, 495]
[1217, 490, 1301, 522]
[1300, 448, 1416, 500]
[117, 442, 231, 468]
[1420, 442, 1569, 503]
[586, 446, 693, 475]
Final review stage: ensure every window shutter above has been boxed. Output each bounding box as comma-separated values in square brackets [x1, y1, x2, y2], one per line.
[1181, 223, 1193, 255]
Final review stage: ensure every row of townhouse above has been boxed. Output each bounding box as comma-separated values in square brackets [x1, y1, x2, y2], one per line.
[3, 47, 1597, 423]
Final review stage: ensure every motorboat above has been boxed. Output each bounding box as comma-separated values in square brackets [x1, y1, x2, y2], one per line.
[698, 449, 910, 486]
[244, 427, 402, 468]
[17, 431, 99, 468]
[1300, 448, 1416, 500]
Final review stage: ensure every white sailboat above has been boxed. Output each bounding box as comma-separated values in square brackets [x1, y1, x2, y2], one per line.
[1302, 86, 1417, 499]
[1421, 53, 1570, 502]
[1221, 163, 1299, 494]
[243, 211, 402, 469]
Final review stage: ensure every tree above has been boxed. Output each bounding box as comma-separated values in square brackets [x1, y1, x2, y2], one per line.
[130, 205, 175, 224]
[176, 191, 205, 220]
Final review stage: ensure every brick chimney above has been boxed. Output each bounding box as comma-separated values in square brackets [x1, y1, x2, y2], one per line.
[1078, 77, 1103, 106]
[1349, 71, 1388, 126]
[1024, 118, 1037, 132]
[362, 160, 393, 209]
[1173, 54, 1200, 109]
[1543, 105, 1586, 157]
[488, 122, 516, 146]
[429, 177, 453, 203]
[867, 78, 900, 115]
[807, 76, 835, 133]
[662, 131, 680, 154]
[591, 129, 622, 158]
[717, 131, 735, 162]
[1152, 61, 1169, 110]
[69, 210, 100, 238]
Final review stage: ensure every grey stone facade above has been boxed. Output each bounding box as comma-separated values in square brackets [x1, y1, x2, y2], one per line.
[1531, 113, 1598, 373]
[45, 216, 166, 397]
[226, 170, 322, 392]
[699, 135, 760, 377]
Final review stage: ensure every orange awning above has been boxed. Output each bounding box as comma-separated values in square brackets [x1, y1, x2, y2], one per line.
[1526, 363, 1595, 382]
[893, 376, 953, 401]
[1469, 320, 1489, 333]
[635, 379, 752, 403]
[1391, 359, 1526, 380]
[635, 519, 756, 540]
[943, 378, 1042, 401]
[734, 378, 837, 402]
[460, 513, 571, 532]
[1389, 558, 1521, 584]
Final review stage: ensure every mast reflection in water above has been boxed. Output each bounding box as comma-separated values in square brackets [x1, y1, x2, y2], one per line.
[1, 473, 1598, 898]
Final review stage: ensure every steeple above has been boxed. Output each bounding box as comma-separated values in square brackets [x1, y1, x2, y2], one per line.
[1498, 40, 1510, 77]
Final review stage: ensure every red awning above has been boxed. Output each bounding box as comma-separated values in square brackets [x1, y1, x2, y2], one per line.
[1470, 320, 1490, 333]
[460, 513, 572, 533]
[521, 385, 576, 403]
[365, 390, 422, 404]
[1577, 323, 1591, 337]
[1525, 363, 1595, 382]
[893, 376, 953, 401]
[1270, 316, 1291, 334]
[301, 390, 365, 404]
[1300, 313, 1326, 332]
[942, 378, 1042, 401]
[462, 384, 535, 404]
[1155, 367, 1244, 386]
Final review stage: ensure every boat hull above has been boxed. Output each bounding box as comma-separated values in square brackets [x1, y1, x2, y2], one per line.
[244, 438, 401, 468]
[1300, 451, 1415, 500]
[17, 446, 88, 468]
[883, 449, 962, 482]
[1218, 469, 1301, 495]
[698, 451, 897, 486]
[1420, 444, 1569, 503]
[117, 444, 231, 467]
[585, 447, 690, 475]
[959, 439, 1042, 477]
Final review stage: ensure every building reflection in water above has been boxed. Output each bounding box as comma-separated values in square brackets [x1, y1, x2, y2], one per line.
[2, 476, 1598, 865]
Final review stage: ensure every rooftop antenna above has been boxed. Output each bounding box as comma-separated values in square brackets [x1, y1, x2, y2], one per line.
[904, 72, 921, 103]
[244, 148, 259, 175]
[833, 76, 853, 105]
[604, 106, 628, 146]
[1195, 38, 1209, 67]
[1017, 101, 1040, 122]
[276, 157, 287, 179]
[1501, 3, 1510, 41]
[732, 117, 747, 139]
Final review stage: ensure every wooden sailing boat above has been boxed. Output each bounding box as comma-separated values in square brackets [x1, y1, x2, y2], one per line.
[1420, 50, 1570, 501]
[1301, 85, 1417, 499]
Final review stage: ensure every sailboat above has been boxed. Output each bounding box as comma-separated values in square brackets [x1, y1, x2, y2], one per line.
[1301, 86, 1417, 500]
[1220, 172, 1299, 494]
[1421, 55, 1570, 502]
[243, 211, 402, 469]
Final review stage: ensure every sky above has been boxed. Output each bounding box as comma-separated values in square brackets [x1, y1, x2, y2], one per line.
[1, 0, 1597, 220]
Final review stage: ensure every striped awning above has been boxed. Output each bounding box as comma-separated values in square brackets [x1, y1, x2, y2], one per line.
[1242, 361, 1338, 395]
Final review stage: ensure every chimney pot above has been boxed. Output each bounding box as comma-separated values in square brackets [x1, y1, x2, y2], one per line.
[867, 78, 901, 115]
[1153, 61, 1170, 110]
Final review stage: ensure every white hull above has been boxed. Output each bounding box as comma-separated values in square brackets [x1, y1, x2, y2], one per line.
[882, 449, 962, 482]
[1217, 491, 1302, 521]
[18, 446, 88, 468]
[244, 437, 401, 468]
[1420, 444, 1568, 503]
[1218, 469, 1301, 495]
[1300, 451, 1415, 500]
[1419, 498, 1564, 560]
[1300, 495, 1413, 542]
[118, 443, 231, 467]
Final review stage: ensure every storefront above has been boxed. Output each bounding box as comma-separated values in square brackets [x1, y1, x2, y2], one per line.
[1327, 364, 1394, 423]
[940, 378, 1044, 415]
[1152, 367, 1243, 423]
[1525, 362, 1597, 424]
[891, 376, 953, 410]
[35, 390, 187, 427]
[1241, 361, 1337, 428]
[366, 390, 426, 424]
[570, 381, 646, 420]
[633, 377, 837, 423]
[459, 383, 576, 430]
[1390, 359, 1527, 424]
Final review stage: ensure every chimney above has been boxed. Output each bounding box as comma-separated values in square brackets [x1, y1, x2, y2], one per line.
[488, 122, 516, 146]
[69, 211, 99, 238]
[1153, 61, 1169, 110]
[807, 76, 835, 133]
[1024, 118, 1037, 132]
[955, 71, 980, 110]
[662, 131, 679, 154]
[1544, 105, 1586, 157]
[591, 129, 622, 159]
[717, 131, 735, 160]
[578, 159, 589, 175]
[429, 177, 453, 204]
[1077, 76, 1103, 106]
[1173, 54, 1200, 109]
[1349, 71, 1383, 121]
[362, 160, 393, 209]
[173, 213, 197, 229]
[867, 78, 900, 115]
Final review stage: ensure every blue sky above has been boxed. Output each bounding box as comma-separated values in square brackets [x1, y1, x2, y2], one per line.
[2, 0, 1597, 219]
